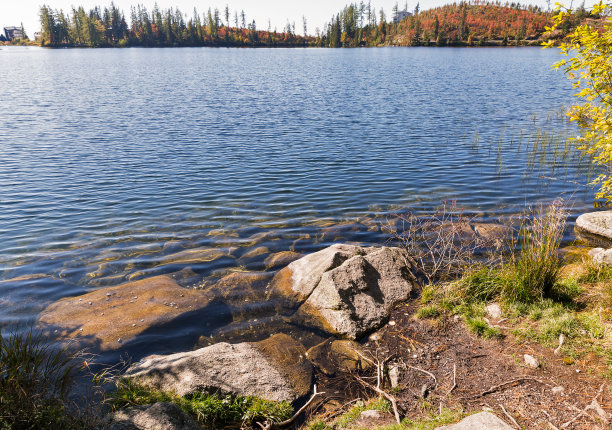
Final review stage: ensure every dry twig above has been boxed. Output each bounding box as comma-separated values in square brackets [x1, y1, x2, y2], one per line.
[256, 385, 324, 430]
[561, 383, 608, 428]
[499, 404, 520, 429]
[462, 377, 546, 400]
[447, 363, 457, 395]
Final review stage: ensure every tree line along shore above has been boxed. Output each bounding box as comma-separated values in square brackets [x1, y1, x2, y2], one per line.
[6, 1, 599, 48]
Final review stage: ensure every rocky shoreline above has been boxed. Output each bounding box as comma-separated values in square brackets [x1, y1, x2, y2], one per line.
[33, 212, 612, 429]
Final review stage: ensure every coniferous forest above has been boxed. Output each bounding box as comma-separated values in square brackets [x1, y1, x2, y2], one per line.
[35, 1, 599, 48]
[38, 3, 312, 47]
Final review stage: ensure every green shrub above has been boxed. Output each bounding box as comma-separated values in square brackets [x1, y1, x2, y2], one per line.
[504, 202, 567, 302]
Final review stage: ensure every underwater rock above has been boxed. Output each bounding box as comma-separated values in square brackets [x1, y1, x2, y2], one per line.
[264, 251, 303, 270]
[158, 247, 236, 266]
[305, 338, 371, 376]
[38, 275, 214, 352]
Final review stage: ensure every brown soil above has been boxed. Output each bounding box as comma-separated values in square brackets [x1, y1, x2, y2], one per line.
[305, 301, 611, 429]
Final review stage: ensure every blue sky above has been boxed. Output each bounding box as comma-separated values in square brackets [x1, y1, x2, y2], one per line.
[3, 0, 563, 37]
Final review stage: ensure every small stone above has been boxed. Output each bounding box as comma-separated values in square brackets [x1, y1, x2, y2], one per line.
[369, 332, 382, 342]
[101, 313, 104, 316]
[79, 299, 82, 301]
[524, 354, 540, 368]
[360, 410, 383, 420]
[132, 324, 136, 327]
[117, 338, 122, 343]
[552, 386, 564, 395]
[141, 319, 144, 322]
[388, 320, 396, 326]
[389, 364, 401, 388]
[79, 328, 83, 331]
[486, 303, 502, 319]
[106, 293, 111, 297]
[420, 384, 429, 398]
[88, 302, 92, 305]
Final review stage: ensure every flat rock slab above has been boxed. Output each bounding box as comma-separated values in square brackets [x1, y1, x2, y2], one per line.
[38, 275, 215, 352]
[101, 402, 201, 430]
[125, 333, 312, 403]
[575, 211, 612, 246]
[436, 412, 513, 429]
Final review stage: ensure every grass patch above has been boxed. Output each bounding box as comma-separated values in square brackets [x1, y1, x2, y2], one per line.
[0, 330, 91, 429]
[111, 378, 292, 428]
[416, 305, 440, 319]
[465, 316, 503, 339]
[577, 258, 612, 284]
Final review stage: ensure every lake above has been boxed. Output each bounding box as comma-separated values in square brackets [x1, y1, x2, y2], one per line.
[0, 46, 594, 356]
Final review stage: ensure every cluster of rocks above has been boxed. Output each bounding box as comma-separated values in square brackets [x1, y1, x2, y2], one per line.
[577, 211, 612, 264]
[39, 242, 519, 429]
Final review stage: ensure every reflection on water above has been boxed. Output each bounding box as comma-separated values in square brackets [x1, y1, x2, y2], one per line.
[0, 46, 597, 353]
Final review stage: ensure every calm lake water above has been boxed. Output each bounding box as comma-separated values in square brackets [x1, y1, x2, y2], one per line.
[0, 46, 595, 354]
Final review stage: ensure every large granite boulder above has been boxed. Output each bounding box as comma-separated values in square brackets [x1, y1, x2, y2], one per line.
[38, 275, 220, 353]
[125, 334, 312, 403]
[436, 412, 513, 429]
[267, 244, 367, 310]
[576, 211, 612, 246]
[101, 402, 201, 430]
[294, 247, 418, 339]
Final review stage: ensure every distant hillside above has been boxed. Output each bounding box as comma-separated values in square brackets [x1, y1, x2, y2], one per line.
[389, 2, 551, 46]
[317, 1, 598, 47]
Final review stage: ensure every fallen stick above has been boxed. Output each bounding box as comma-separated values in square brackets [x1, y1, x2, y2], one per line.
[447, 363, 457, 395]
[499, 404, 520, 429]
[407, 365, 437, 388]
[463, 377, 546, 400]
[257, 385, 324, 430]
[561, 383, 607, 428]
[354, 375, 402, 424]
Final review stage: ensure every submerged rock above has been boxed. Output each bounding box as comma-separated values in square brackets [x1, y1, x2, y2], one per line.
[38, 275, 215, 352]
[306, 338, 371, 376]
[295, 247, 418, 339]
[125, 333, 312, 403]
[205, 271, 274, 320]
[102, 402, 200, 430]
[158, 247, 236, 266]
[576, 211, 612, 246]
[264, 251, 303, 270]
[437, 412, 513, 429]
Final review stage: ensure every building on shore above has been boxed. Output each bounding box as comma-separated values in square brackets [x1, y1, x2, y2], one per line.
[393, 10, 413, 23]
[4, 27, 24, 41]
